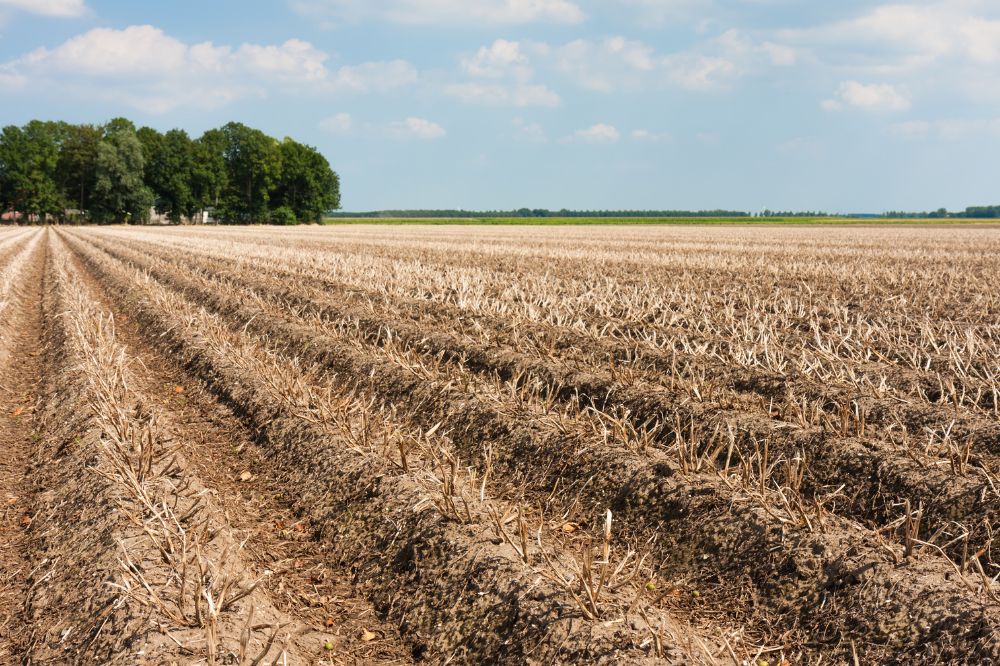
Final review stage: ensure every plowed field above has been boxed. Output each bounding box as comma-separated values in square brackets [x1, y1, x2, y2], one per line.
[1, 224, 999, 664]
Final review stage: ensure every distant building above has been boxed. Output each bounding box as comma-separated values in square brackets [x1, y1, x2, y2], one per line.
[147, 207, 216, 225]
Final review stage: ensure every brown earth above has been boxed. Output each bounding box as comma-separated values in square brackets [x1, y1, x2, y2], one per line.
[0, 231, 46, 663]
[2, 223, 1000, 665]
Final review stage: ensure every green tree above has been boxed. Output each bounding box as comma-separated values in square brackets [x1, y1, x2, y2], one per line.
[217, 122, 281, 224]
[0, 121, 65, 223]
[273, 138, 340, 223]
[56, 123, 102, 216]
[140, 127, 195, 223]
[92, 123, 154, 224]
[190, 129, 228, 218]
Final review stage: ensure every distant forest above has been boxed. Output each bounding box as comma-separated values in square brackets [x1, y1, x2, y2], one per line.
[330, 207, 1000, 219]
[329, 208, 752, 219]
[0, 118, 339, 225]
[883, 206, 1000, 219]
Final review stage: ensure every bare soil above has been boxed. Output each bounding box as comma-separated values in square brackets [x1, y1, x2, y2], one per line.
[2, 223, 1000, 665]
[0, 234, 46, 664]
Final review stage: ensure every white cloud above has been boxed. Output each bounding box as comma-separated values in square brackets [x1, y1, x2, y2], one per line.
[548, 38, 645, 92]
[1, 25, 417, 112]
[569, 123, 620, 143]
[544, 36, 740, 92]
[777, 3, 1000, 73]
[822, 81, 910, 112]
[444, 82, 559, 107]
[449, 38, 559, 107]
[18, 25, 193, 77]
[320, 112, 353, 133]
[291, 0, 584, 25]
[0, 0, 86, 17]
[389, 116, 446, 139]
[461, 39, 531, 79]
[604, 35, 657, 71]
[237, 39, 329, 81]
[662, 53, 736, 90]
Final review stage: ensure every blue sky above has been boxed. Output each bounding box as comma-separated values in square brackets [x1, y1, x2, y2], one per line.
[1, 0, 998, 212]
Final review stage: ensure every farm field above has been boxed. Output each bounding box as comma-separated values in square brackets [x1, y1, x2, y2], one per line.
[1, 223, 999, 664]
[323, 216, 984, 225]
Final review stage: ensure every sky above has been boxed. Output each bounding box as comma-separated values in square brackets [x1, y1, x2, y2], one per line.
[1, 0, 999, 213]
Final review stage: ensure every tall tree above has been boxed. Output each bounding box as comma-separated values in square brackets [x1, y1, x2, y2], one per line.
[92, 123, 154, 224]
[0, 121, 64, 222]
[56, 123, 102, 215]
[141, 127, 195, 223]
[190, 129, 228, 219]
[273, 138, 340, 222]
[217, 122, 281, 224]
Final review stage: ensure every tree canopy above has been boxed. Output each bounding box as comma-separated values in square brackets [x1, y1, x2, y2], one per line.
[0, 118, 340, 224]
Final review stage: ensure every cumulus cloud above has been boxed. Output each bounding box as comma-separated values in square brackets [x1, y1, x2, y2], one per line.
[547, 38, 651, 92]
[461, 39, 531, 79]
[0, 0, 86, 17]
[541, 35, 745, 92]
[791, 3, 1000, 66]
[0, 25, 417, 112]
[389, 116, 446, 139]
[290, 0, 585, 25]
[822, 81, 910, 112]
[448, 38, 560, 107]
[569, 123, 620, 143]
[725, 3, 1000, 110]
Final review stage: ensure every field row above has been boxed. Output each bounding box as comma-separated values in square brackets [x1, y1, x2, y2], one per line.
[2, 224, 999, 664]
[65, 227, 1000, 662]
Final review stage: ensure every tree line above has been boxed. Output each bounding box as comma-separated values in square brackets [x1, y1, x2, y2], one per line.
[0, 118, 340, 225]
[327, 208, 753, 219]
[882, 206, 1000, 219]
[332, 207, 1000, 220]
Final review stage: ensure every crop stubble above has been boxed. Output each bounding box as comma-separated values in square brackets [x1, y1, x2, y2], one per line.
[0, 224, 999, 664]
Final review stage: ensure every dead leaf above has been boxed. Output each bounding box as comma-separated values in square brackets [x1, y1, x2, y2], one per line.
[560, 522, 578, 533]
[11, 407, 24, 418]
[325, 617, 335, 628]
[361, 629, 377, 642]
[20, 515, 31, 526]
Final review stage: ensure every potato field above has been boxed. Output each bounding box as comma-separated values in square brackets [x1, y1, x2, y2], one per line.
[1, 224, 999, 665]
